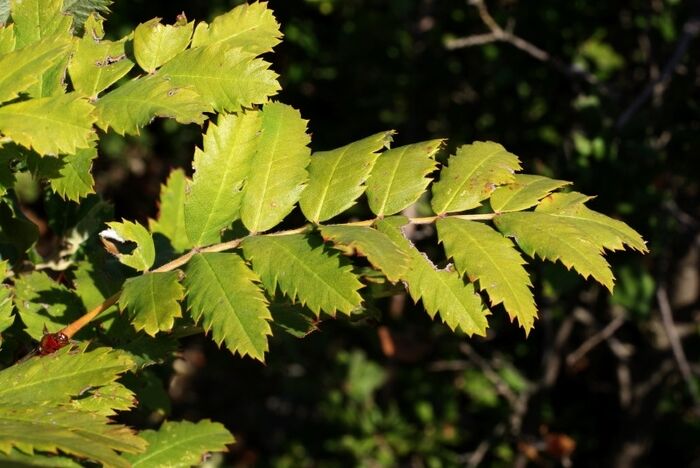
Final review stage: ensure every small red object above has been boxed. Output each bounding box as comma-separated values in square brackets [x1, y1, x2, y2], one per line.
[38, 332, 69, 355]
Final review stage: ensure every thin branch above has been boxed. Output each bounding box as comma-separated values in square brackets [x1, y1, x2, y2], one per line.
[656, 285, 700, 404]
[617, 16, 700, 128]
[566, 314, 626, 367]
[445, 0, 598, 86]
[54, 212, 498, 345]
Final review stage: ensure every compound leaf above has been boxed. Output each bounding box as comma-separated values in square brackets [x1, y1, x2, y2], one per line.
[184, 252, 271, 361]
[0, 346, 135, 405]
[320, 224, 409, 283]
[495, 211, 615, 290]
[437, 218, 536, 333]
[431, 141, 521, 214]
[95, 74, 211, 135]
[240, 103, 311, 233]
[71, 382, 137, 416]
[184, 111, 261, 246]
[119, 271, 185, 336]
[366, 139, 442, 216]
[134, 16, 193, 73]
[149, 168, 191, 252]
[0, 405, 145, 467]
[489, 174, 571, 212]
[376, 217, 489, 335]
[192, 1, 281, 54]
[242, 234, 363, 316]
[125, 420, 234, 468]
[300, 131, 393, 223]
[159, 43, 280, 113]
[0, 36, 71, 104]
[0, 93, 95, 155]
[102, 220, 155, 272]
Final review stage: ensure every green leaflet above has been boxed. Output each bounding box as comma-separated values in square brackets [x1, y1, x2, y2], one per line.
[0, 262, 13, 334]
[184, 252, 272, 361]
[0, 2, 8, 28]
[0, 93, 96, 155]
[495, 211, 615, 290]
[489, 174, 571, 212]
[133, 16, 193, 73]
[242, 234, 363, 317]
[269, 302, 319, 338]
[158, 42, 280, 113]
[0, 23, 14, 53]
[0, 448, 82, 467]
[0, 346, 135, 405]
[30, 146, 97, 201]
[68, 16, 134, 98]
[119, 271, 185, 336]
[431, 141, 521, 214]
[366, 139, 442, 216]
[149, 168, 191, 252]
[71, 382, 136, 417]
[0, 405, 145, 467]
[13, 271, 85, 340]
[11, 0, 72, 48]
[62, 0, 113, 31]
[0, 36, 70, 104]
[437, 218, 537, 333]
[300, 131, 394, 223]
[0, 148, 13, 197]
[320, 224, 409, 283]
[241, 103, 311, 233]
[376, 217, 489, 336]
[103, 220, 155, 272]
[125, 420, 234, 467]
[192, 1, 281, 54]
[94, 74, 211, 135]
[184, 111, 262, 246]
[536, 191, 648, 252]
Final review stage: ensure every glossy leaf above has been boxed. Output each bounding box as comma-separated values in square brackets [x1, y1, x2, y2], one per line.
[95, 74, 211, 135]
[489, 174, 571, 212]
[377, 217, 489, 335]
[242, 234, 364, 317]
[125, 420, 234, 467]
[300, 131, 393, 223]
[134, 16, 193, 73]
[103, 220, 155, 272]
[184, 252, 271, 361]
[149, 168, 191, 251]
[119, 271, 185, 336]
[240, 103, 311, 233]
[184, 111, 261, 246]
[192, 1, 281, 54]
[431, 141, 521, 214]
[0, 93, 95, 155]
[0, 36, 70, 104]
[366, 139, 442, 216]
[437, 218, 537, 332]
[159, 43, 280, 113]
[320, 224, 409, 283]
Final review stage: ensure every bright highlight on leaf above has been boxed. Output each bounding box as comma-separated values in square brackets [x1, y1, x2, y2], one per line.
[241, 103, 311, 233]
[300, 131, 394, 223]
[184, 252, 272, 361]
[489, 174, 571, 212]
[366, 139, 442, 216]
[134, 15, 194, 73]
[102, 220, 155, 272]
[242, 234, 364, 317]
[192, 1, 282, 54]
[185, 111, 262, 246]
[124, 420, 234, 467]
[119, 271, 185, 336]
[437, 218, 537, 333]
[320, 224, 409, 283]
[377, 217, 489, 336]
[95, 75, 211, 135]
[0, 93, 96, 155]
[432, 141, 521, 214]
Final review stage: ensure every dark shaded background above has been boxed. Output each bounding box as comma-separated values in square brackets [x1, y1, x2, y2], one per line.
[90, 0, 700, 466]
